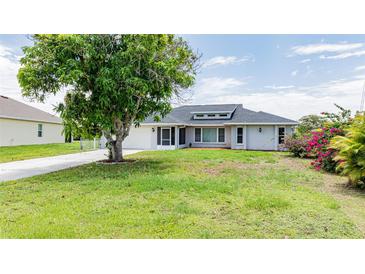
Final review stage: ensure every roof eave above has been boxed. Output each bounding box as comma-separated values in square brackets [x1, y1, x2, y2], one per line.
[0, 115, 62, 125]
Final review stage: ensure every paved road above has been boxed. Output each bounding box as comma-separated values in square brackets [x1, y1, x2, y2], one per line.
[0, 149, 142, 183]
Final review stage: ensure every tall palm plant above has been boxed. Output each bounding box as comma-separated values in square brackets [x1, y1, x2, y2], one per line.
[331, 113, 365, 185]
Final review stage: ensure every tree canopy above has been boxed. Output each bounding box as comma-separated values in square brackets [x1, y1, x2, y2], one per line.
[18, 34, 199, 161]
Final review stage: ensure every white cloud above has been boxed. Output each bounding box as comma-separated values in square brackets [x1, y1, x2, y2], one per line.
[203, 55, 253, 68]
[191, 77, 363, 120]
[0, 43, 64, 115]
[291, 42, 363, 55]
[264, 85, 295, 90]
[291, 70, 298, 76]
[319, 50, 365, 60]
[354, 65, 365, 71]
[0, 44, 14, 57]
[191, 77, 247, 103]
[300, 58, 311, 63]
[353, 74, 365, 80]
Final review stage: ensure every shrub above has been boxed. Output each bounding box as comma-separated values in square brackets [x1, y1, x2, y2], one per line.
[307, 127, 342, 172]
[331, 113, 365, 186]
[284, 135, 309, 158]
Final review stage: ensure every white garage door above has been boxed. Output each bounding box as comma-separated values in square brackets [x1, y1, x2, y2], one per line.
[122, 126, 153, 149]
[246, 125, 275, 150]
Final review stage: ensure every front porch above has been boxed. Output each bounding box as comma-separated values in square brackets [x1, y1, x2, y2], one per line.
[157, 125, 232, 150]
[155, 125, 291, 151]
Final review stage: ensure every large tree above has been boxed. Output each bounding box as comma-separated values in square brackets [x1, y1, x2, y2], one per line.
[296, 114, 325, 136]
[18, 34, 199, 161]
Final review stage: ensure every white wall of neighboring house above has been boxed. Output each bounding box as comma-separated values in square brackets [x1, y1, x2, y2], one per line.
[0, 118, 64, 146]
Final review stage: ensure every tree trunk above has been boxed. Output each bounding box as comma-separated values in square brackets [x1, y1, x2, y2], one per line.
[111, 137, 123, 162]
[102, 116, 134, 162]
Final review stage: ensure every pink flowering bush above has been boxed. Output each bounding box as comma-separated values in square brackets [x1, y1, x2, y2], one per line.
[306, 127, 342, 173]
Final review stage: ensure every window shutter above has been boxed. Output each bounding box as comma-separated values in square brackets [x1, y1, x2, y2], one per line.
[218, 128, 225, 142]
[237, 127, 243, 144]
[195, 128, 201, 142]
[157, 127, 161, 145]
[171, 127, 175, 145]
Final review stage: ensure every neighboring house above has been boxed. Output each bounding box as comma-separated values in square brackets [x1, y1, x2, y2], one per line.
[0, 95, 64, 146]
[122, 104, 298, 151]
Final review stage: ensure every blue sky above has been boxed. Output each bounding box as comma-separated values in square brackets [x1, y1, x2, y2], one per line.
[1, 34, 365, 119]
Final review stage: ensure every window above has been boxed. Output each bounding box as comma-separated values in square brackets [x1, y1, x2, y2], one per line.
[237, 127, 243, 144]
[196, 114, 204, 118]
[218, 128, 225, 142]
[202, 128, 217, 142]
[157, 127, 161, 145]
[219, 114, 228, 117]
[194, 128, 225, 143]
[278, 127, 285, 144]
[179, 128, 186, 145]
[37, 124, 43, 137]
[171, 127, 175, 145]
[207, 114, 216, 118]
[195, 128, 201, 142]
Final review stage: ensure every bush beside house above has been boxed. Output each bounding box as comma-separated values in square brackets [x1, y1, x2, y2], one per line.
[285, 104, 365, 187]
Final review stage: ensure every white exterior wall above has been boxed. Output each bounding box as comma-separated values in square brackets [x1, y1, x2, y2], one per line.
[231, 124, 295, 151]
[0, 118, 64, 146]
[122, 124, 295, 151]
[122, 125, 157, 150]
[230, 125, 247, 150]
[186, 126, 231, 148]
[246, 125, 276, 150]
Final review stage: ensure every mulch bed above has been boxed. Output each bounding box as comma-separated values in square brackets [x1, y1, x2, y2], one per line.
[96, 159, 137, 165]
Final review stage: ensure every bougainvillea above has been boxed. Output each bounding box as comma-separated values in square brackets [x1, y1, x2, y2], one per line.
[306, 127, 342, 172]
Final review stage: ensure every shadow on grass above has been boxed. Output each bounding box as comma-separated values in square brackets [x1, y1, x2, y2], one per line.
[47, 158, 174, 182]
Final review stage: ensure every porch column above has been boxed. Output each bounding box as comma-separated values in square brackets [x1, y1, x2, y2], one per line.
[244, 125, 247, 149]
[274, 125, 278, 150]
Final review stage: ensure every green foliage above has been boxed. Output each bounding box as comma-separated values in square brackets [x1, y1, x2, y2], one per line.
[321, 104, 352, 130]
[18, 34, 199, 160]
[296, 115, 325, 136]
[331, 113, 365, 186]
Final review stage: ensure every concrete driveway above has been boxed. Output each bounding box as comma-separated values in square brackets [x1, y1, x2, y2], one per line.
[0, 149, 142, 183]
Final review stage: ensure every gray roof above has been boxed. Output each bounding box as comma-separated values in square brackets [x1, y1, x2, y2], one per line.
[143, 104, 297, 125]
[0, 95, 62, 124]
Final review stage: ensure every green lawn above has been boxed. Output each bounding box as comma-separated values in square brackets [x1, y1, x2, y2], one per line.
[0, 142, 82, 163]
[0, 149, 363, 238]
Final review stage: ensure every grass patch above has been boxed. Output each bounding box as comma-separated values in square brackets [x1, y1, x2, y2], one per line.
[0, 149, 362, 238]
[0, 142, 84, 163]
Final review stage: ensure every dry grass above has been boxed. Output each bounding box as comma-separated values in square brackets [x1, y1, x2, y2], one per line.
[278, 154, 365, 237]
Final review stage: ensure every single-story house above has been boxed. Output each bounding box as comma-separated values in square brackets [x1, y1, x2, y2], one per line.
[0, 95, 64, 146]
[123, 104, 298, 151]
